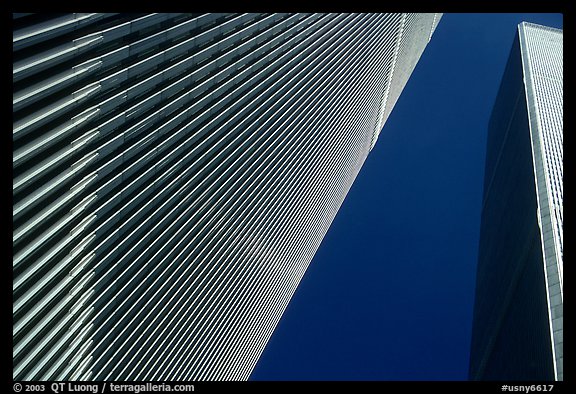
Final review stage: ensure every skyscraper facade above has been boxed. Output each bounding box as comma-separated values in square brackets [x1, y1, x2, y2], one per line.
[469, 22, 563, 381]
[13, 13, 441, 381]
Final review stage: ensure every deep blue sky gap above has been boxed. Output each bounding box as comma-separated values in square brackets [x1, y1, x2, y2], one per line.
[250, 13, 563, 381]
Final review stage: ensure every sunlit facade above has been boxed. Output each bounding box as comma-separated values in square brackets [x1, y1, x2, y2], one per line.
[13, 13, 441, 380]
[470, 22, 563, 381]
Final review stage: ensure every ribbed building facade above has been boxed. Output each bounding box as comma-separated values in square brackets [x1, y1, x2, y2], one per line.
[470, 22, 563, 381]
[13, 13, 441, 381]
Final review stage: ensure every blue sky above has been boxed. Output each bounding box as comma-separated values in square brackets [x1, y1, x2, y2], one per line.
[250, 13, 563, 381]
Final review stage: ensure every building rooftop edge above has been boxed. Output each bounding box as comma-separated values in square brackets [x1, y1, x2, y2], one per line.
[519, 21, 563, 34]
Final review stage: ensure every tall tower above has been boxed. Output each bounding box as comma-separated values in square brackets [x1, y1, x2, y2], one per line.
[13, 13, 441, 381]
[470, 22, 563, 381]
